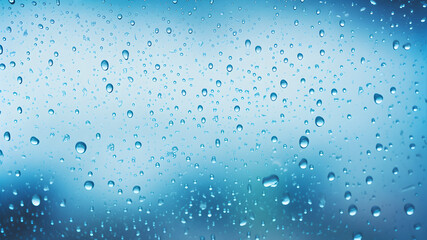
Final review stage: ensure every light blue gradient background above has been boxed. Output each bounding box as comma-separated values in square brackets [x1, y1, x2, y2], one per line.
[0, 0, 426, 239]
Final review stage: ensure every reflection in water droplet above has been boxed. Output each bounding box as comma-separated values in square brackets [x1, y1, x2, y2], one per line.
[262, 174, 279, 188]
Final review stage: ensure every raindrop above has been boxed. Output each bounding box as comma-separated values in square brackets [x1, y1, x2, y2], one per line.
[315, 116, 324, 127]
[371, 206, 381, 217]
[262, 174, 279, 188]
[255, 46, 262, 53]
[374, 93, 383, 104]
[280, 79, 288, 88]
[299, 136, 309, 149]
[101, 60, 109, 71]
[84, 181, 94, 190]
[31, 194, 41, 207]
[404, 203, 415, 216]
[75, 141, 87, 154]
[106, 83, 113, 93]
[348, 204, 358, 216]
[30, 136, 40, 145]
[122, 50, 129, 60]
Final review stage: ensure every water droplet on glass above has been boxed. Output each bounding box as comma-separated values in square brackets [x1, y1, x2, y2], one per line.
[299, 136, 309, 149]
[31, 194, 41, 206]
[404, 203, 415, 216]
[4, 131, 11, 141]
[133, 185, 141, 194]
[75, 141, 87, 154]
[280, 79, 288, 88]
[226, 64, 233, 72]
[122, 50, 129, 60]
[348, 204, 358, 216]
[262, 174, 279, 188]
[371, 206, 381, 217]
[327, 172, 335, 181]
[281, 194, 291, 205]
[299, 158, 307, 169]
[315, 116, 324, 127]
[270, 92, 277, 101]
[101, 60, 109, 71]
[84, 181, 94, 190]
[245, 39, 251, 47]
[106, 83, 113, 93]
[30, 136, 40, 145]
[374, 93, 383, 104]
[255, 46, 262, 53]
[393, 40, 399, 50]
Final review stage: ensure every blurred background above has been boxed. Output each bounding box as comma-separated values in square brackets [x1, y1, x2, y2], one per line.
[0, 0, 426, 239]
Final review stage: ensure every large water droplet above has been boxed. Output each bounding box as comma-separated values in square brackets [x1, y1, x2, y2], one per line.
[101, 60, 109, 71]
[299, 136, 309, 149]
[75, 141, 87, 154]
[262, 174, 279, 188]
[255, 46, 262, 53]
